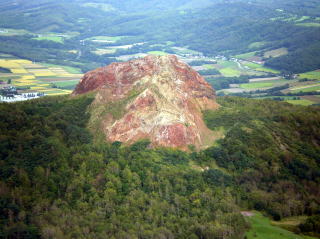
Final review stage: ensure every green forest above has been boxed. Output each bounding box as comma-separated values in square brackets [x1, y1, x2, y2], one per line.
[0, 95, 319, 238]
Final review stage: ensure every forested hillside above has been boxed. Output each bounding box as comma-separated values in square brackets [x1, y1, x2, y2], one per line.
[0, 95, 319, 238]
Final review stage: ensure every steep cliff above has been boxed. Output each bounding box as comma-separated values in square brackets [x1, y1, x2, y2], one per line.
[73, 55, 219, 150]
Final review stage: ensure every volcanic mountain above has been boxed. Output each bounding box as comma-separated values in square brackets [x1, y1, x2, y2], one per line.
[73, 55, 219, 150]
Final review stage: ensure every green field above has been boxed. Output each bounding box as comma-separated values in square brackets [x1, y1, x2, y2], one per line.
[93, 48, 117, 55]
[243, 62, 262, 69]
[148, 51, 168, 56]
[286, 99, 314, 106]
[41, 63, 82, 74]
[0, 28, 31, 36]
[245, 212, 316, 239]
[53, 79, 80, 89]
[296, 23, 320, 27]
[33, 36, 64, 43]
[264, 48, 288, 58]
[243, 62, 280, 74]
[241, 82, 274, 89]
[235, 51, 256, 59]
[204, 64, 215, 69]
[299, 71, 320, 80]
[171, 47, 201, 55]
[217, 60, 239, 68]
[219, 68, 242, 77]
[256, 67, 280, 74]
[249, 42, 266, 49]
[291, 84, 320, 93]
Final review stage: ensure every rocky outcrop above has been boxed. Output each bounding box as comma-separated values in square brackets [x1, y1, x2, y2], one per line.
[73, 55, 219, 150]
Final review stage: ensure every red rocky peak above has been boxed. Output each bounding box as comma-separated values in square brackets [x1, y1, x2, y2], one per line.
[73, 55, 219, 150]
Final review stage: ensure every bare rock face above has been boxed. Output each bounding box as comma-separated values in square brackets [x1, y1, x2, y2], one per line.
[73, 55, 219, 150]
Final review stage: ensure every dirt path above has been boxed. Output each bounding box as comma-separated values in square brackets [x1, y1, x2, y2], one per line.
[241, 211, 255, 217]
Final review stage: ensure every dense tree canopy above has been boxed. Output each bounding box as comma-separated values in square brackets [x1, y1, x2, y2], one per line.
[0, 95, 319, 238]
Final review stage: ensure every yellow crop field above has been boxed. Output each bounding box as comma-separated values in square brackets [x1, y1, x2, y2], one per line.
[63, 90, 72, 93]
[11, 68, 29, 74]
[28, 70, 56, 77]
[31, 86, 46, 90]
[11, 59, 32, 64]
[48, 92, 70, 95]
[1, 57, 82, 96]
[20, 75, 36, 80]
[0, 60, 21, 69]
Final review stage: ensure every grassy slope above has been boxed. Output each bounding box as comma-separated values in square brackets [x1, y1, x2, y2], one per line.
[246, 212, 317, 239]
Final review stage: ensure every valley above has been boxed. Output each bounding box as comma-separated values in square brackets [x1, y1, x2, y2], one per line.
[1, 28, 320, 105]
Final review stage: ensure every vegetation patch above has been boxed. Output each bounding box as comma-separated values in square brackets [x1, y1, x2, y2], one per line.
[298, 71, 320, 80]
[235, 51, 256, 59]
[147, 51, 168, 56]
[249, 42, 266, 49]
[285, 99, 314, 106]
[219, 68, 242, 77]
[291, 84, 320, 93]
[245, 212, 316, 239]
[296, 23, 320, 27]
[255, 67, 280, 74]
[264, 48, 288, 58]
[271, 216, 308, 232]
[33, 36, 64, 43]
[240, 82, 274, 89]
[41, 63, 82, 74]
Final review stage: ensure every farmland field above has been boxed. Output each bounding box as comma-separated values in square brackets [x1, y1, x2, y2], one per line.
[296, 23, 320, 27]
[249, 42, 266, 49]
[172, 47, 201, 55]
[255, 67, 280, 74]
[242, 61, 280, 74]
[93, 48, 117, 55]
[148, 51, 168, 56]
[286, 99, 314, 106]
[298, 70, 320, 80]
[291, 84, 320, 93]
[33, 36, 64, 43]
[240, 82, 274, 89]
[219, 68, 241, 77]
[41, 63, 82, 74]
[264, 48, 288, 58]
[204, 64, 215, 69]
[235, 51, 256, 59]
[0, 57, 82, 96]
